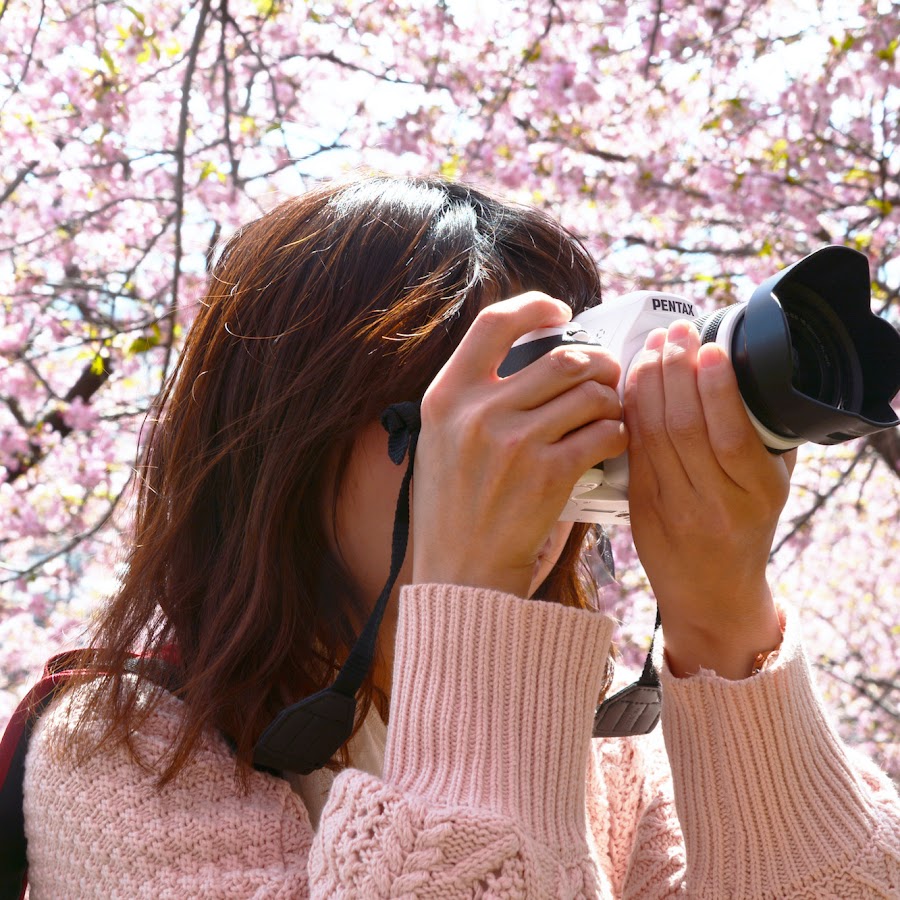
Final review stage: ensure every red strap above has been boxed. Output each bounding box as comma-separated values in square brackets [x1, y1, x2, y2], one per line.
[0, 649, 180, 900]
[0, 671, 70, 787]
[0, 668, 77, 900]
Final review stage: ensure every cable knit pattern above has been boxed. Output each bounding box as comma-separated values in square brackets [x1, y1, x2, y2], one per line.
[24, 584, 900, 898]
[310, 586, 615, 897]
[585, 731, 686, 898]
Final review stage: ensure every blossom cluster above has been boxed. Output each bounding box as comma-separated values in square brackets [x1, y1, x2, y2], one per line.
[1, 0, 897, 774]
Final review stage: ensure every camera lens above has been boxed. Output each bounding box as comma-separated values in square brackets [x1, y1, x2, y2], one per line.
[782, 289, 863, 413]
[695, 275, 872, 448]
[684, 247, 899, 470]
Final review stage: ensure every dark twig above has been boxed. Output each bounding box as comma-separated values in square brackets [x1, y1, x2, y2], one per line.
[867, 427, 900, 478]
[4, 353, 113, 482]
[164, 0, 213, 381]
[644, 0, 664, 77]
[769, 442, 869, 558]
[0, 0, 45, 112]
[217, 0, 241, 188]
[0, 487, 128, 583]
[0, 161, 39, 206]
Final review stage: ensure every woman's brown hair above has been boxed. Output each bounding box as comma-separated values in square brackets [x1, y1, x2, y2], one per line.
[65, 174, 607, 782]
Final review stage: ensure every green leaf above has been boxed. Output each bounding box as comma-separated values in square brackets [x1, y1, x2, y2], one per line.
[254, 0, 278, 17]
[125, 5, 146, 26]
[866, 198, 893, 215]
[439, 154, 461, 180]
[127, 323, 161, 355]
[877, 38, 898, 63]
[828, 33, 856, 54]
[136, 38, 160, 64]
[100, 47, 118, 74]
[128, 337, 155, 354]
[198, 160, 225, 183]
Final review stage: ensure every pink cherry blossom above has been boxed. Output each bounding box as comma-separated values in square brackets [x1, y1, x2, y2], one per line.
[0, 0, 897, 778]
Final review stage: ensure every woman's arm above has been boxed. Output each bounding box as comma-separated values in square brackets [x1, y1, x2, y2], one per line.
[619, 319, 900, 896]
[656, 609, 900, 899]
[311, 584, 617, 897]
[625, 320, 792, 681]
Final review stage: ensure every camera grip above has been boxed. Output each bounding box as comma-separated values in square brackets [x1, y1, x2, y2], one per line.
[497, 334, 568, 377]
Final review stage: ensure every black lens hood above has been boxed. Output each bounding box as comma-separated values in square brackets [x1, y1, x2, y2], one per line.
[731, 246, 900, 444]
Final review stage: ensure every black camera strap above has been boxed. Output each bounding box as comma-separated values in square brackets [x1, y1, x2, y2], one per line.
[253, 400, 660, 773]
[586, 530, 662, 737]
[592, 605, 662, 738]
[252, 402, 421, 775]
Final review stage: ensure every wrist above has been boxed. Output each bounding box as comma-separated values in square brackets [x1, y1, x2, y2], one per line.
[411, 559, 533, 599]
[662, 592, 784, 680]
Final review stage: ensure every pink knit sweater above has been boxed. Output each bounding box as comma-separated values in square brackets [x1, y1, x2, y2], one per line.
[24, 585, 900, 897]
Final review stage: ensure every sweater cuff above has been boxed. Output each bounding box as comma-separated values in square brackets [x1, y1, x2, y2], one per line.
[383, 584, 615, 851]
[660, 610, 877, 891]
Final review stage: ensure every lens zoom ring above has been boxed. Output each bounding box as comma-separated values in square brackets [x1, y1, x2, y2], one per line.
[696, 307, 729, 344]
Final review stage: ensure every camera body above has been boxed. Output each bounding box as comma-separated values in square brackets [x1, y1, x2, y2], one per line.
[500, 290, 705, 523]
[499, 246, 900, 525]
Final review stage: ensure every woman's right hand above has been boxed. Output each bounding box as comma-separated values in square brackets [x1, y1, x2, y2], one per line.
[411, 293, 628, 599]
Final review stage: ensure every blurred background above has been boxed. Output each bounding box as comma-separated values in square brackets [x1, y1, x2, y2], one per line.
[1, 0, 898, 777]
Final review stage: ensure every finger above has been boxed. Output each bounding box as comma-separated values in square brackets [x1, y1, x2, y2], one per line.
[696, 342, 778, 488]
[548, 416, 629, 483]
[445, 293, 572, 383]
[518, 378, 623, 444]
[502, 343, 621, 411]
[623, 329, 664, 507]
[783, 448, 798, 479]
[626, 327, 691, 496]
[660, 321, 728, 491]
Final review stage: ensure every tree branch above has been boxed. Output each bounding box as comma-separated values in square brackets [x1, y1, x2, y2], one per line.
[4, 352, 113, 482]
[644, 0, 664, 77]
[0, 0, 45, 112]
[0, 160, 39, 206]
[769, 441, 868, 558]
[163, 0, 213, 381]
[867, 426, 900, 478]
[0, 485, 127, 583]
[217, 0, 241, 188]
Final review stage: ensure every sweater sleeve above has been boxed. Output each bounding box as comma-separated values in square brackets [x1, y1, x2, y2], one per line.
[650, 607, 900, 899]
[308, 584, 617, 897]
[26, 593, 899, 898]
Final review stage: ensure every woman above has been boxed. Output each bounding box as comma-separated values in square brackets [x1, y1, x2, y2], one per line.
[24, 175, 900, 897]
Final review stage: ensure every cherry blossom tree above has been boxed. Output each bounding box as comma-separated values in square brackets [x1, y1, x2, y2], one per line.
[1, 0, 898, 775]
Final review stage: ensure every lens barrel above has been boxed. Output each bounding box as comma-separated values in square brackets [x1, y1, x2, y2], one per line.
[697, 246, 900, 448]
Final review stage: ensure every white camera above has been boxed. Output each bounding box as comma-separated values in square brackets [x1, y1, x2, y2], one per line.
[498, 246, 900, 524]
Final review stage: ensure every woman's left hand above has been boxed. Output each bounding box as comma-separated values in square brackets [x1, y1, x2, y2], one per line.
[624, 320, 796, 679]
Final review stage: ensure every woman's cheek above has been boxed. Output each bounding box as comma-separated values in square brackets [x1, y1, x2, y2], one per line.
[528, 521, 575, 596]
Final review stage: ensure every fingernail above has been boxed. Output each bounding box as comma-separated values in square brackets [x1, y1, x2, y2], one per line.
[644, 328, 666, 350]
[698, 343, 726, 369]
[667, 320, 695, 345]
